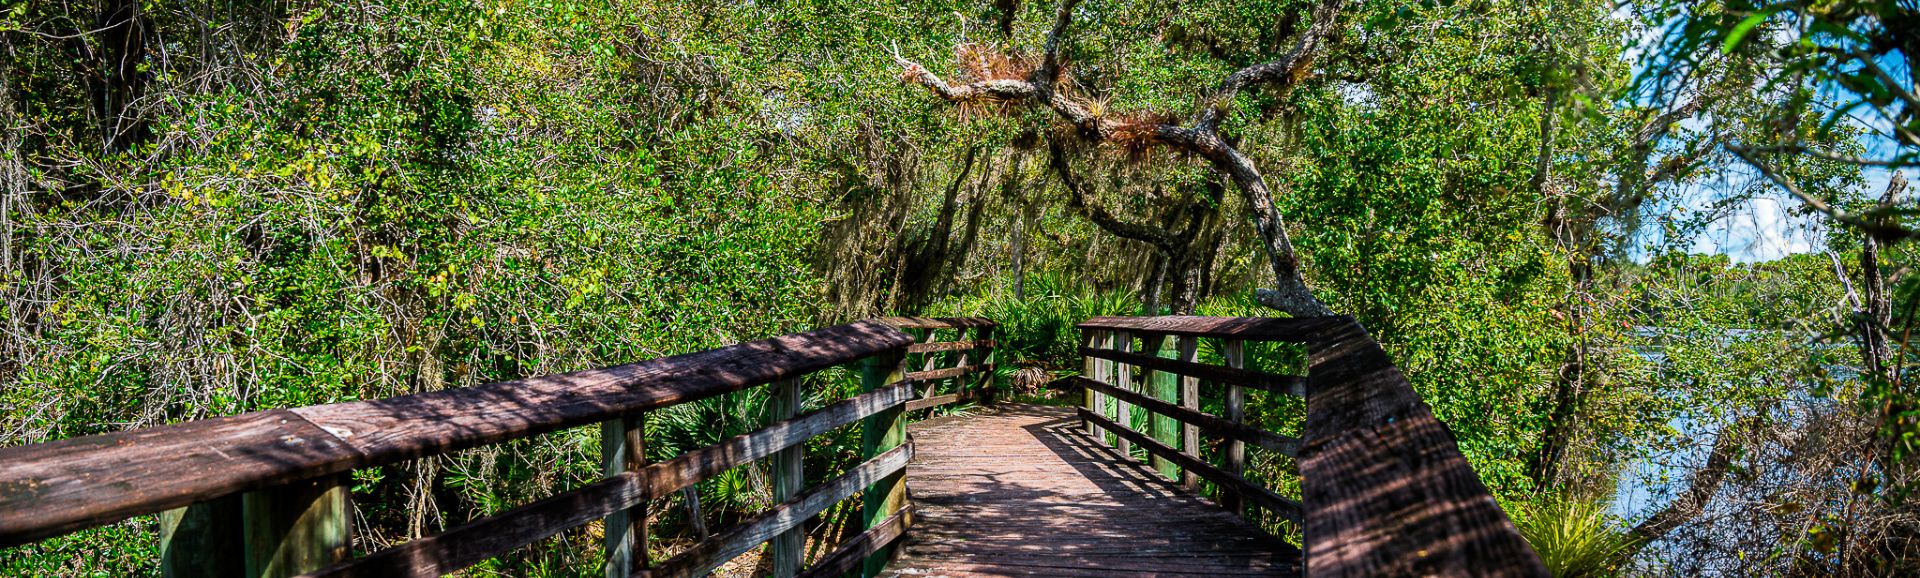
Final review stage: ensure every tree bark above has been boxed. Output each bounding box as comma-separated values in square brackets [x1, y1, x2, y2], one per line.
[896, 0, 1347, 317]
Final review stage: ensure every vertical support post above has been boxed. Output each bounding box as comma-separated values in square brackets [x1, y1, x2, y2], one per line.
[1146, 334, 1180, 480]
[911, 328, 936, 403]
[1081, 329, 1104, 439]
[975, 325, 996, 405]
[602, 413, 647, 578]
[860, 348, 909, 578]
[160, 495, 244, 578]
[948, 326, 971, 403]
[242, 475, 350, 578]
[770, 378, 804, 578]
[1111, 330, 1134, 458]
[1220, 339, 1247, 516]
[1177, 335, 1201, 491]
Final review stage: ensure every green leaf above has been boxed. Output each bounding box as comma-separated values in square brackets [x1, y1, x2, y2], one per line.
[1721, 10, 1773, 54]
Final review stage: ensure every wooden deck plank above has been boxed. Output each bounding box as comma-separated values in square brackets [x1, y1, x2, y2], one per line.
[882, 404, 1299, 577]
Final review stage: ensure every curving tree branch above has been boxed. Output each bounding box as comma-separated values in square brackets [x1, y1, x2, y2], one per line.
[893, 0, 1346, 316]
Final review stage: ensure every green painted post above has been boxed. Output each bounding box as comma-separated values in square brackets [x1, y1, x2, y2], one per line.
[1220, 339, 1247, 517]
[860, 349, 909, 578]
[1146, 334, 1181, 481]
[602, 413, 647, 578]
[770, 379, 804, 578]
[1177, 335, 1201, 490]
[1111, 330, 1134, 457]
[159, 495, 244, 578]
[242, 475, 350, 578]
[1081, 330, 1104, 438]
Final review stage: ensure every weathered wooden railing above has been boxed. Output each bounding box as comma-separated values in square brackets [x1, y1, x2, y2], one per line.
[1072, 316, 1548, 577]
[878, 317, 997, 412]
[0, 320, 925, 578]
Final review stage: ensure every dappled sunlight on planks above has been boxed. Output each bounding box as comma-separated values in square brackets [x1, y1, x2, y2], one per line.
[883, 403, 1299, 577]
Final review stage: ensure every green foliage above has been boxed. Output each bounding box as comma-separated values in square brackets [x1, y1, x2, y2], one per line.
[1512, 495, 1635, 578]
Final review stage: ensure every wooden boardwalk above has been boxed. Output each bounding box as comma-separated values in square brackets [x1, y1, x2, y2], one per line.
[883, 403, 1301, 577]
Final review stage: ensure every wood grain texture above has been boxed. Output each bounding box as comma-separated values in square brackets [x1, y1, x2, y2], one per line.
[644, 445, 912, 578]
[1077, 316, 1338, 342]
[1080, 409, 1302, 524]
[904, 363, 991, 382]
[1301, 317, 1546, 577]
[860, 350, 910, 578]
[769, 379, 804, 578]
[1067, 377, 1299, 456]
[1079, 346, 1305, 396]
[601, 414, 646, 578]
[1222, 339, 1249, 517]
[0, 409, 361, 547]
[302, 382, 913, 578]
[244, 475, 351, 578]
[905, 339, 996, 353]
[300, 471, 648, 578]
[0, 322, 910, 547]
[905, 392, 966, 412]
[795, 506, 909, 578]
[292, 321, 911, 467]
[884, 404, 1299, 577]
[876, 317, 998, 329]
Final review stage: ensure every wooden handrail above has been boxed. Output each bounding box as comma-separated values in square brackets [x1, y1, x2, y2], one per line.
[880, 317, 998, 413]
[1077, 315, 1339, 341]
[1076, 316, 1548, 577]
[875, 316, 997, 329]
[0, 320, 919, 578]
[1079, 345, 1305, 396]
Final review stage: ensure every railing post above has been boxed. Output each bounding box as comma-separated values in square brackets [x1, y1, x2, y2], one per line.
[950, 327, 971, 404]
[860, 349, 909, 578]
[1220, 339, 1247, 516]
[160, 495, 244, 578]
[1145, 334, 1180, 480]
[602, 413, 647, 577]
[241, 475, 351, 578]
[976, 325, 996, 405]
[770, 378, 804, 578]
[1081, 329, 1104, 439]
[1111, 330, 1134, 457]
[1176, 335, 1201, 491]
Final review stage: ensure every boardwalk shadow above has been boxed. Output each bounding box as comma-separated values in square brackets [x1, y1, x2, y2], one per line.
[890, 403, 1297, 577]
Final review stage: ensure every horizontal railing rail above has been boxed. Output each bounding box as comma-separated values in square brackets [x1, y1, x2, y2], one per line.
[877, 317, 997, 413]
[1073, 315, 1547, 577]
[0, 319, 923, 578]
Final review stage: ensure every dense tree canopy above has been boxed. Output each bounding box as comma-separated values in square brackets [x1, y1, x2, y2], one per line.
[3, 0, 1916, 575]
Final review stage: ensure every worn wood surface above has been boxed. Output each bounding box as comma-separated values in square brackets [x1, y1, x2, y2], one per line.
[290, 320, 910, 467]
[1222, 339, 1248, 517]
[1078, 346, 1304, 396]
[905, 392, 967, 412]
[0, 409, 360, 547]
[160, 494, 244, 578]
[905, 339, 996, 353]
[884, 404, 1299, 577]
[304, 382, 913, 578]
[769, 379, 804, 578]
[0, 322, 911, 546]
[877, 317, 998, 329]
[1067, 377, 1299, 456]
[795, 506, 908, 578]
[1301, 317, 1546, 577]
[645, 445, 912, 578]
[1077, 316, 1335, 342]
[904, 363, 991, 382]
[861, 350, 910, 578]
[601, 413, 647, 578]
[1080, 409, 1302, 524]
[244, 475, 351, 578]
